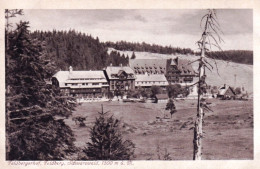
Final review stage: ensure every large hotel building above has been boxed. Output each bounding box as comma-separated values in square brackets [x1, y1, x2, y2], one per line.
[52, 58, 197, 98]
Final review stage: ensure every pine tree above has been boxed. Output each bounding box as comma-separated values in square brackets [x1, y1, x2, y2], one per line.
[84, 106, 135, 160]
[131, 51, 136, 59]
[6, 19, 77, 160]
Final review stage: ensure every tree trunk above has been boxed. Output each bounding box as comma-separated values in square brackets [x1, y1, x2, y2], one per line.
[193, 33, 206, 160]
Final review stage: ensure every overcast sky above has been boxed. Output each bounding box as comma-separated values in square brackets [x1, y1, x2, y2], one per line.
[10, 9, 253, 51]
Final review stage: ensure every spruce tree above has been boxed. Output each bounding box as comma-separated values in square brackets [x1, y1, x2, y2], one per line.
[131, 51, 136, 59]
[84, 106, 135, 160]
[6, 20, 77, 160]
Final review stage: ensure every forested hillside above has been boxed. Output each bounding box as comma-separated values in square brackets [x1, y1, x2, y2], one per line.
[205, 50, 253, 65]
[29, 31, 252, 73]
[105, 41, 253, 65]
[30, 30, 129, 72]
[104, 41, 195, 55]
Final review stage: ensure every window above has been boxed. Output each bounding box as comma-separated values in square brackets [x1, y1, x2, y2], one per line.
[72, 83, 77, 86]
[65, 83, 68, 86]
[92, 83, 99, 85]
[102, 83, 108, 85]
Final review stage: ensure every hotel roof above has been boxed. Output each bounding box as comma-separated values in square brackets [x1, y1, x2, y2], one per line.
[130, 58, 195, 75]
[52, 70, 107, 88]
[105, 66, 135, 79]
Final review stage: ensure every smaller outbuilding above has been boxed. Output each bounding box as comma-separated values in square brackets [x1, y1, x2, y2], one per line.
[217, 84, 236, 100]
[155, 94, 169, 103]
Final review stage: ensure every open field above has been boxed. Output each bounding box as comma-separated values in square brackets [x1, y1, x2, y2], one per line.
[65, 99, 253, 160]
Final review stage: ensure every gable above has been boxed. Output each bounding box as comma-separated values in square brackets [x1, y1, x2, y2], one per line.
[225, 87, 236, 96]
[118, 70, 128, 79]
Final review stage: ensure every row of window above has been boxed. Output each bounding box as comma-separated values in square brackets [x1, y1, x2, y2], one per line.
[65, 82, 108, 86]
[70, 78, 104, 80]
[134, 66, 165, 70]
[110, 81, 133, 85]
[70, 88, 101, 93]
[168, 70, 192, 74]
[135, 71, 165, 74]
[136, 81, 166, 85]
[110, 74, 135, 78]
[111, 85, 129, 90]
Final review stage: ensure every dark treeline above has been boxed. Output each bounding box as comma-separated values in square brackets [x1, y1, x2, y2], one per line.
[104, 41, 195, 55]
[30, 30, 129, 72]
[105, 41, 253, 65]
[204, 50, 253, 65]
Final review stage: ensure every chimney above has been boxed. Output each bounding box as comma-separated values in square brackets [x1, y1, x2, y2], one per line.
[224, 84, 226, 88]
[69, 66, 73, 73]
[120, 63, 122, 67]
[110, 63, 112, 66]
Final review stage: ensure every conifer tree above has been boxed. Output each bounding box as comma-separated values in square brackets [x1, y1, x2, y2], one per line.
[131, 51, 136, 59]
[6, 18, 77, 160]
[84, 105, 135, 160]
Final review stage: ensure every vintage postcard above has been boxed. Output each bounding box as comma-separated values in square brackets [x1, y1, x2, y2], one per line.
[0, 0, 259, 169]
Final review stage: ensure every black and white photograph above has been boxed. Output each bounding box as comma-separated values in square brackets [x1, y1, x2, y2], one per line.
[3, 2, 256, 166]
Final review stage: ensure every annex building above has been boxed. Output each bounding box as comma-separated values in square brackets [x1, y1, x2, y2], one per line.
[52, 66, 109, 98]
